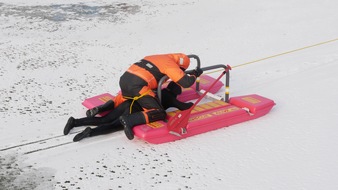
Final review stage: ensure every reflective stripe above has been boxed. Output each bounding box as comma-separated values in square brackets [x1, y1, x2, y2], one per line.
[179, 57, 184, 65]
[113, 93, 126, 107]
[142, 112, 149, 124]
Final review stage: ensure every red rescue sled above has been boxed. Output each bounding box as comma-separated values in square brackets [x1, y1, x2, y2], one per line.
[82, 55, 275, 144]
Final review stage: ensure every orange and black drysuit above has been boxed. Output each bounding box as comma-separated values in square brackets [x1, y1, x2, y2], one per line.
[119, 53, 199, 140]
[63, 82, 193, 142]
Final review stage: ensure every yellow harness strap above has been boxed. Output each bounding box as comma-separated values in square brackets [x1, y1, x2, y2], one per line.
[123, 90, 151, 114]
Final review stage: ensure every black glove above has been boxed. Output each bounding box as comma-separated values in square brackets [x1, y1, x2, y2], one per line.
[191, 68, 203, 77]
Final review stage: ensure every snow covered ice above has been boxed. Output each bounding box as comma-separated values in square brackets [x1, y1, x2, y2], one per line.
[1, 0, 338, 189]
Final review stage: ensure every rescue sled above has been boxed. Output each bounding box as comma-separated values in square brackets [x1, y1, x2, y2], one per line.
[82, 55, 275, 144]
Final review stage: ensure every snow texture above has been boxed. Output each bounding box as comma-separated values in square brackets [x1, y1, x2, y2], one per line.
[1, 0, 338, 189]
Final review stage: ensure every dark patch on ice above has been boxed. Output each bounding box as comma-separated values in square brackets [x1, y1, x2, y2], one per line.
[0, 3, 140, 123]
[0, 3, 140, 22]
[0, 152, 55, 190]
[0, 76, 75, 121]
[52, 145, 203, 189]
[0, 39, 115, 121]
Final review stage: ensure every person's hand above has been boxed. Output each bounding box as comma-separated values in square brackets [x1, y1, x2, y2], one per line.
[191, 68, 203, 77]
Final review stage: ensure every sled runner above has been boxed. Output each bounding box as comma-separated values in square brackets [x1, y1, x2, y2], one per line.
[82, 55, 275, 144]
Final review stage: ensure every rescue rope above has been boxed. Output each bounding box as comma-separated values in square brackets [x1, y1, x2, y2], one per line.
[205, 37, 338, 74]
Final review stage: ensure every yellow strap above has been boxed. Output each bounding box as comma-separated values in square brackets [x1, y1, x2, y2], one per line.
[123, 90, 152, 114]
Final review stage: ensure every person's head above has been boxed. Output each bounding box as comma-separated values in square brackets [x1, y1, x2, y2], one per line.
[172, 53, 190, 70]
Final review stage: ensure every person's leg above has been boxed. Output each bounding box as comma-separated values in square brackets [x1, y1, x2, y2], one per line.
[86, 99, 115, 117]
[64, 114, 114, 135]
[90, 120, 123, 136]
[64, 100, 131, 135]
[73, 120, 124, 142]
[73, 100, 143, 141]
[120, 95, 166, 140]
[72, 127, 92, 142]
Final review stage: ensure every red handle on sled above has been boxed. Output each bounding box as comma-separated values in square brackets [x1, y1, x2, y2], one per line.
[167, 70, 227, 136]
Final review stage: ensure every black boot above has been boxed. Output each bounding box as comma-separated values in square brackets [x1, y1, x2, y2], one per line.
[73, 127, 92, 142]
[86, 100, 115, 117]
[86, 107, 99, 118]
[119, 112, 146, 140]
[63, 117, 76, 135]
